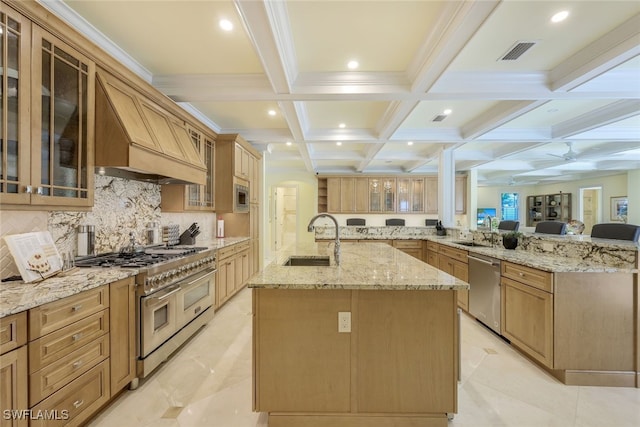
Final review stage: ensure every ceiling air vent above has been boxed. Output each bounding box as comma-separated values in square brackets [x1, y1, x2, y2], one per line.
[499, 41, 537, 61]
[432, 114, 447, 122]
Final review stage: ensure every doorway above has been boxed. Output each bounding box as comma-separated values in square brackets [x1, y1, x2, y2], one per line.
[580, 186, 602, 234]
[274, 186, 298, 251]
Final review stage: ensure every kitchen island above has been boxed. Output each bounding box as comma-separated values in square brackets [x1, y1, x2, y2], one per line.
[248, 242, 469, 427]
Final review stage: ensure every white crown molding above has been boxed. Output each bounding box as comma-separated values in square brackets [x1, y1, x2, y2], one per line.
[37, 0, 153, 83]
[176, 103, 222, 134]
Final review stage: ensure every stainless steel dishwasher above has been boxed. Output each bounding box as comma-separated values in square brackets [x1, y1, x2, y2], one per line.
[468, 253, 502, 334]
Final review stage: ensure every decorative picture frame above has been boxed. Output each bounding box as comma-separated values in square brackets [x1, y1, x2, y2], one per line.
[610, 196, 628, 222]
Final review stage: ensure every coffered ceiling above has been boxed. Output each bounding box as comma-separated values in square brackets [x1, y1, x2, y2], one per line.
[51, 0, 640, 186]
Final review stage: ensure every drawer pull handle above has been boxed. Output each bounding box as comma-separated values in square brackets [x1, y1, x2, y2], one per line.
[519, 272, 525, 277]
[73, 399, 84, 409]
[72, 360, 83, 369]
[71, 304, 83, 312]
[71, 333, 83, 342]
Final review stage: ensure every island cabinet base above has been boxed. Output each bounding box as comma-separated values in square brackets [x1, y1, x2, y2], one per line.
[252, 288, 458, 427]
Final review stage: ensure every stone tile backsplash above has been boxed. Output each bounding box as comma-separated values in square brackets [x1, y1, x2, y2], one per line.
[1, 174, 215, 278]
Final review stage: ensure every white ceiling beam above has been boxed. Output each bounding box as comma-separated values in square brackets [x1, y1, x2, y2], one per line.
[356, 143, 387, 172]
[550, 13, 640, 92]
[233, 0, 291, 94]
[461, 100, 549, 140]
[552, 99, 640, 139]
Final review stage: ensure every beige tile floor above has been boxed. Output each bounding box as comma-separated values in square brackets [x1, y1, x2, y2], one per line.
[89, 288, 640, 427]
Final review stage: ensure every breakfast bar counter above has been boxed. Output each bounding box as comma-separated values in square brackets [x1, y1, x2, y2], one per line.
[248, 242, 466, 427]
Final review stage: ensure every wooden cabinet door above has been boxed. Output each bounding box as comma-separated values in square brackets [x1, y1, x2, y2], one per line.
[425, 177, 438, 214]
[501, 277, 554, 368]
[339, 178, 355, 212]
[234, 144, 250, 179]
[0, 346, 28, 427]
[354, 178, 369, 212]
[226, 257, 237, 298]
[216, 260, 229, 308]
[452, 260, 469, 312]
[109, 277, 136, 394]
[455, 176, 467, 214]
[0, 7, 31, 206]
[326, 178, 341, 213]
[31, 26, 95, 207]
[250, 154, 260, 203]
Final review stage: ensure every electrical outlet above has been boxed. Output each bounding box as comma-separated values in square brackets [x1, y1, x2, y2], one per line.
[338, 312, 351, 333]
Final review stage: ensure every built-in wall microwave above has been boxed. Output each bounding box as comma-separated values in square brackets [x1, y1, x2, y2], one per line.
[235, 183, 249, 212]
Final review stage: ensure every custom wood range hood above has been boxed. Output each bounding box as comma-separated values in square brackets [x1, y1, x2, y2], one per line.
[94, 71, 207, 185]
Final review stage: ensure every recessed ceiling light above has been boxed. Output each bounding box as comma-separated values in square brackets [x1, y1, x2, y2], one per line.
[336, 141, 342, 146]
[286, 141, 292, 146]
[339, 123, 346, 128]
[443, 109, 452, 115]
[347, 60, 359, 70]
[219, 19, 233, 31]
[407, 141, 414, 146]
[551, 11, 569, 23]
[268, 109, 276, 116]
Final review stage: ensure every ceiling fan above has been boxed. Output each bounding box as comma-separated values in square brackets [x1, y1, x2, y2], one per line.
[547, 141, 578, 162]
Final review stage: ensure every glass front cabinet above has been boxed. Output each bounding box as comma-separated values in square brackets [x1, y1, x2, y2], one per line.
[1, 7, 95, 207]
[397, 177, 425, 213]
[369, 178, 396, 213]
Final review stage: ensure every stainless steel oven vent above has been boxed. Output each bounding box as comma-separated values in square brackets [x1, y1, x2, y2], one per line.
[499, 41, 537, 61]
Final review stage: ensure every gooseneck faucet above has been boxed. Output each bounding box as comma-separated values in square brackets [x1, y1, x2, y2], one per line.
[307, 213, 341, 266]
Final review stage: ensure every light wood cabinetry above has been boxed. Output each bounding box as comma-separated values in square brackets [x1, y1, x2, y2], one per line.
[317, 178, 328, 212]
[215, 134, 260, 213]
[526, 192, 571, 227]
[216, 241, 252, 308]
[1, 7, 95, 208]
[27, 286, 111, 426]
[161, 126, 216, 212]
[437, 246, 469, 312]
[253, 288, 458, 425]
[109, 277, 136, 394]
[319, 174, 466, 214]
[0, 312, 28, 427]
[392, 240, 422, 260]
[426, 242, 468, 312]
[425, 177, 438, 214]
[397, 178, 425, 213]
[368, 177, 396, 213]
[501, 262, 554, 368]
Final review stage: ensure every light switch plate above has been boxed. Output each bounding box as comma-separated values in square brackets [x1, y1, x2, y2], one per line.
[338, 312, 351, 333]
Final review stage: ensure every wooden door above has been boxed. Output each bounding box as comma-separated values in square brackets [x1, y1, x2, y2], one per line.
[425, 177, 438, 214]
[339, 178, 355, 212]
[0, 347, 28, 427]
[109, 277, 136, 394]
[326, 178, 341, 213]
[354, 178, 369, 212]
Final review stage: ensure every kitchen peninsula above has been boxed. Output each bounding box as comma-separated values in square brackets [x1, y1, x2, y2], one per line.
[249, 242, 468, 427]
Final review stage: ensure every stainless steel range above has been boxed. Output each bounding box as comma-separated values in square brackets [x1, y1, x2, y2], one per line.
[76, 245, 217, 382]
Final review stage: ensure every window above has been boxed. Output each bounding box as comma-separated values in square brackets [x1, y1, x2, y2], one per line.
[501, 193, 519, 221]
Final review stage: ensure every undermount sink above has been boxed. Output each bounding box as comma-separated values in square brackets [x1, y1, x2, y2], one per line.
[452, 241, 491, 248]
[283, 256, 331, 266]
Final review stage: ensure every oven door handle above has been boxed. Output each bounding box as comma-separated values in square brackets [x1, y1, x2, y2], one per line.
[146, 285, 181, 305]
[183, 268, 217, 287]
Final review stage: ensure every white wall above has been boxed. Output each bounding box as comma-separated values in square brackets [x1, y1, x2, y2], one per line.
[477, 172, 631, 228]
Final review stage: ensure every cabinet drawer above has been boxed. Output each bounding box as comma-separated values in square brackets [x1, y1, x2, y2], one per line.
[426, 241, 439, 252]
[438, 245, 468, 264]
[235, 240, 250, 252]
[217, 245, 236, 260]
[29, 334, 109, 406]
[502, 261, 553, 293]
[392, 240, 422, 249]
[29, 286, 109, 340]
[30, 359, 110, 427]
[29, 310, 109, 373]
[0, 311, 27, 355]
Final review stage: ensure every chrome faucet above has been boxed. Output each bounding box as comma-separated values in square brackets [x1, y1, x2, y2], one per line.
[483, 215, 496, 247]
[307, 213, 341, 266]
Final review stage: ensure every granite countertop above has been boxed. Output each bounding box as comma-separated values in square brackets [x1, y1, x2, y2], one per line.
[0, 237, 251, 318]
[431, 236, 638, 274]
[248, 241, 469, 291]
[0, 268, 137, 318]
